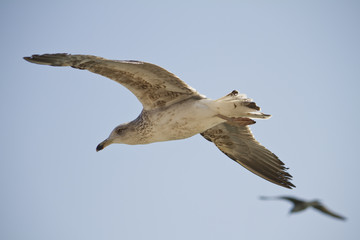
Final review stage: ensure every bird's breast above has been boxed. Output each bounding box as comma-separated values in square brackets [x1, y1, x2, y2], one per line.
[145, 99, 224, 142]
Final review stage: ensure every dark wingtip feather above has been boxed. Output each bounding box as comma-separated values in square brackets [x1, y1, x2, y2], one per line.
[23, 56, 36, 63]
[23, 53, 71, 66]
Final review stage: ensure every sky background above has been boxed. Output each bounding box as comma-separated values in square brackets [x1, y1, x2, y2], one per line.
[1, 0, 359, 239]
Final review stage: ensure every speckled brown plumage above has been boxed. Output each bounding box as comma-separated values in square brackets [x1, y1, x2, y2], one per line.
[24, 53, 295, 189]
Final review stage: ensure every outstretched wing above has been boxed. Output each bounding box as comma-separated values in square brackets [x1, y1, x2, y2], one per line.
[201, 123, 295, 189]
[277, 196, 304, 204]
[24, 53, 203, 110]
[312, 204, 346, 220]
[260, 196, 306, 213]
[260, 196, 304, 204]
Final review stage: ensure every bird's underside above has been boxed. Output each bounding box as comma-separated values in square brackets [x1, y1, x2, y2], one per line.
[24, 53, 295, 189]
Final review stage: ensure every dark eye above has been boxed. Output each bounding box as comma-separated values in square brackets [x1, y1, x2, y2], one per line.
[116, 128, 124, 134]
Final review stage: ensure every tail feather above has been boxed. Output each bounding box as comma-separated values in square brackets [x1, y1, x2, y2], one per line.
[243, 101, 260, 111]
[214, 90, 271, 119]
[246, 112, 271, 119]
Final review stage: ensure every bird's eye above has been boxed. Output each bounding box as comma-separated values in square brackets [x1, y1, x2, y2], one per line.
[117, 128, 124, 134]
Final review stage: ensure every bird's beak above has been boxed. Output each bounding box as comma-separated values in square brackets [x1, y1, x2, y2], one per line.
[96, 139, 112, 152]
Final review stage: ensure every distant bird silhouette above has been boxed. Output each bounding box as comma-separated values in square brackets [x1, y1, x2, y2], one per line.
[260, 196, 346, 220]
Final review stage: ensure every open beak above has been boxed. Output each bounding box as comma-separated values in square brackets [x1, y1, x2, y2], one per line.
[96, 139, 112, 152]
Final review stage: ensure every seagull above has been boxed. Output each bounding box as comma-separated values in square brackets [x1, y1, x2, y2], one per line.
[24, 53, 295, 189]
[260, 196, 346, 220]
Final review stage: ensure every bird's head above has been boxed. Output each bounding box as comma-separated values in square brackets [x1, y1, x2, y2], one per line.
[96, 123, 134, 151]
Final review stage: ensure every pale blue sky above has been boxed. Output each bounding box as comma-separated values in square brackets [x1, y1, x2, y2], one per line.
[1, 0, 359, 239]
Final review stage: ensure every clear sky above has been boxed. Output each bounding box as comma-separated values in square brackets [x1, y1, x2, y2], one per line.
[1, 0, 359, 239]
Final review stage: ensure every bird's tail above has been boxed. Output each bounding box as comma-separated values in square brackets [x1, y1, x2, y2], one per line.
[214, 90, 271, 119]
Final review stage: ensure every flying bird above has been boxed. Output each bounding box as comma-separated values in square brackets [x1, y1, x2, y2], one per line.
[260, 196, 346, 220]
[24, 53, 295, 189]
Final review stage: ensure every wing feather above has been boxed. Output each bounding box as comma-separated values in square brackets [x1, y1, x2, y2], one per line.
[201, 123, 295, 189]
[312, 204, 346, 220]
[24, 53, 202, 110]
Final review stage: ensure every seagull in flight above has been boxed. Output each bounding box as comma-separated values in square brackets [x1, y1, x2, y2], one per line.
[24, 53, 295, 189]
[260, 196, 346, 220]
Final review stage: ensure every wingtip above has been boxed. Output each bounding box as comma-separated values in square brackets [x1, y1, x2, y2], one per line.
[23, 56, 32, 62]
[278, 168, 296, 189]
[23, 55, 43, 64]
[284, 181, 296, 189]
[23, 53, 71, 65]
